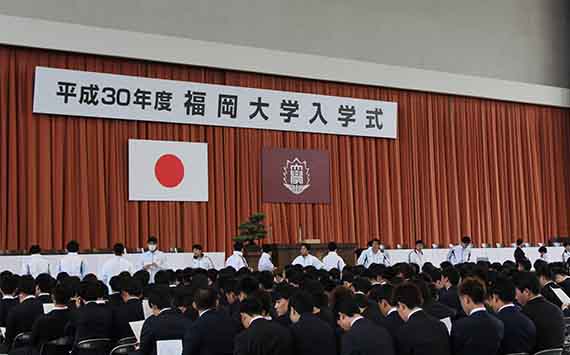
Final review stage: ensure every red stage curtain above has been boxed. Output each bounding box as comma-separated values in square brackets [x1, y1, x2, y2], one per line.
[1, 45, 569, 253]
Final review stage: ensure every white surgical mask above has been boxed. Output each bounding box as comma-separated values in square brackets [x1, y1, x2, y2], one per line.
[148, 244, 157, 252]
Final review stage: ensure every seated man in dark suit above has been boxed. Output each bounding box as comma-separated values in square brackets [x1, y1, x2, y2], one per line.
[451, 277, 503, 355]
[65, 281, 113, 344]
[439, 267, 464, 317]
[0, 273, 20, 327]
[367, 283, 404, 337]
[514, 271, 564, 353]
[182, 287, 239, 355]
[107, 276, 124, 308]
[30, 283, 74, 349]
[139, 287, 191, 355]
[487, 276, 536, 355]
[411, 278, 456, 320]
[536, 264, 566, 307]
[393, 282, 450, 355]
[35, 273, 55, 304]
[337, 297, 395, 355]
[112, 278, 144, 341]
[552, 265, 570, 296]
[289, 291, 336, 355]
[234, 298, 293, 355]
[3, 277, 44, 350]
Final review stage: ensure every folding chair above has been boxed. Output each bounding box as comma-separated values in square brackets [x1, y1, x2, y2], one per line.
[74, 338, 112, 355]
[39, 336, 73, 355]
[11, 332, 32, 350]
[534, 348, 564, 355]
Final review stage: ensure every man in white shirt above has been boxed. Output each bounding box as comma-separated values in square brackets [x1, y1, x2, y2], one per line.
[22, 245, 51, 277]
[191, 244, 215, 270]
[58, 240, 87, 279]
[292, 244, 324, 269]
[257, 245, 275, 272]
[447, 236, 472, 265]
[225, 242, 249, 271]
[100, 243, 134, 285]
[139, 236, 167, 283]
[408, 240, 425, 269]
[357, 239, 391, 268]
[562, 242, 570, 263]
[323, 242, 346, 271]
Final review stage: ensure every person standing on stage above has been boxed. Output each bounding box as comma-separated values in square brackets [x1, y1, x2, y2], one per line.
[58, 240, 87, 279]
[514, 238, 527, 264]
[225, 241, 249, 271]
[191, 244, 215, 270]
[322, 242, 346, 271]
[140, 236, 167, 283]
[101, 243, 134, 285]
[292, 244, 324, 269]
[22, 245, 51, 278]
[358, 239, 391, 268]
[447, 236, 472, 265]
[408, 240, 425, 268]
[257, 245, 275, 272]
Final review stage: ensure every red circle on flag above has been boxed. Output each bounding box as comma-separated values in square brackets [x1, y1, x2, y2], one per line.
[154, 154, 184, 188]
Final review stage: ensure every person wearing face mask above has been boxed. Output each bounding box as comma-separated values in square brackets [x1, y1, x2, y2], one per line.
[139, 236, 167, 283]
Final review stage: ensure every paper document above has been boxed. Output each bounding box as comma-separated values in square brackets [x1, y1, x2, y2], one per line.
[157, 340, 183, 355]
[552, 287, 570, 305]
[0, 327, 5, 337]
[43, 303, 55, 314]
[129, 320, 145, 343]
[142, 299, 153, 319]
[440, 317, 452, 334]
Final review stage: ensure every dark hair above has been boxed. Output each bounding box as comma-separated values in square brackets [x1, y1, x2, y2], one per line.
[67, 240, 79, 253]
[0, 274, 18, 295]
[368, 284, 394, 305]
[513, 272, 540, 295]
[415, 240, 423, 246]
[301, 243, 311, 251]
[337, 297, 360, 317]
[52, 283, 72, 305]
[17, 276, 35, 296]
[148, 287, 171, 310]
[83, 273, 98, 283]
[29, 245, 41, 255]
[79, 281, 100, 301]
[328, 242, 338, 252]
[535, 264, 553, 281]
[538, 246, 547, 254]
[238, 276, 259, 296]
[515, 239, 523, 246]
[352, 277, 372, 294]
[147, 236, 158, 244]
[239, 297, 263, 316]
[262, 244, 272, 253]
[109, 276, 123, 292]
[133, 270, 150, 287]
[155, 270, 170, 285]
[35, 273, 55, 293]
[393, 282, 423, 309]
[461, 236, 471, 244]
[274, 283, 293, 300]
[192, 244, 203, 251]
[258, 271, 274, 290]
[458, 277, 486, 304]
[489, 276, 515, 303]
[121, 279, 143, 297]
[193, 288, 217, 310]
[113, 243, 125, 256]
[290, 291, 315, 315]
[233, 242, 243, 252]
[518, 259, 532, 271]
[442, 267, 460, 286]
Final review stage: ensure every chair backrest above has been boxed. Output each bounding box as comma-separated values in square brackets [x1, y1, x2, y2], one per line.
[40, 336, 74, 355]
[116, 336, 137, 346]
[12, 331, 32, 349]
[504, 353, 529, 355]
[76, 338, 112, 350]
[109, 343, 137, 355]
[534, 348, 563, 355]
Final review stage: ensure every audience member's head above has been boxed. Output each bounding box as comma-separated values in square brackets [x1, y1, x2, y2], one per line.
[0, 273, 18, 296]
[113, 243, 125, 256]
[487, 276, 516, 312]
[239, 297, 264, 329]
[393, 282, 423, 321]
[289, 291, 315, 323]
[193, 287, 218, 312]
[368, 283, 395, 317]
[337, 297, 361, 331]
[441, 267, 460, 288]
[148, 287, 171, 314]
[513, 271, 541, 306]
[52, 283, 73, 306]
[458, 277, 486, 315]
[17, 276, 35, 299]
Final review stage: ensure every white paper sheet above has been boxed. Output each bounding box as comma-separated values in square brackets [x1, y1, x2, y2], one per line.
[142, 299, 153, 319]
[552, 287, 570, 305]
[440, 317, 452, 334]
[129, 320, 145, 343]
[43, 303, 55, 314]
[157, 340, 183, 355]
[0, 327, 5, 337]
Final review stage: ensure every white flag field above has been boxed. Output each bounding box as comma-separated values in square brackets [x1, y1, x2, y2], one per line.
[128, 139, 208, 201]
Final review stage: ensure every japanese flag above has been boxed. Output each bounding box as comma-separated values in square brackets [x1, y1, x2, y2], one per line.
[128, 139, 208, 201]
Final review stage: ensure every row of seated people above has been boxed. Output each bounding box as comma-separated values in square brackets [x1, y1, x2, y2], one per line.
[0, 259, 569, 355]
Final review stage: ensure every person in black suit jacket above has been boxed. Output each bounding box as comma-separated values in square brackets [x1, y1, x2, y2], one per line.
[288, 291, 336, 355]
[536, 264, 566, 308]
[112, 278, 145, 341]
[368, 283, 404, 337]
[30, 283, 73, 349]
[0, 273, 20, 327]
[487, 276, 536, 355]
[451, 277, 504, 355]
[35, 273, 55, 304]
[182, 287, 239, 355]
[337, 297, 394, 355]
[393, 282, 450, 355]
[514, 271, 564, 353]
[65, 281, 113, 345]
[4, 277, 44, 350]
[411, 278, 456, 320]
[107, 276, 124, 308]
[138, 287, 191, 355]
[234, 298, 293, 355]
[552, 265, 570, 296]
[439, 268, 464, 317]
[514, 239, 527, 264]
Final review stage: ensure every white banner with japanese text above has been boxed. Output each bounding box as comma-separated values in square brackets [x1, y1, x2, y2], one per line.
[33, 67, 397, 139]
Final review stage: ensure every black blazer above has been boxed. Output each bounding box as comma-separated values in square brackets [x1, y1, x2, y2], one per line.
[290, 313, 336, 355]
[107, 293, 123, 308]
[439, 287, 463, 315]
[5, 297, 44, 346]
[495, 305, 536, 355]
[315, 306, 336, 329]
[395, 310, 450, 355]
[451, 310, 504, 355]
[558, 278, 570, 296]
[423, 300, 457, 320]
[362, 301, 384, 327]
[378, 310, 404, 338]
[140, 308, 190, 355]
[0, 297, 19, 327]
[541, 282, 565, 308]
[234, 318, 293, 355]
[514, 247, 526, 263]
[341, 317, 394, 355]
[36, 294, 52, 304]
[182, 309, 238, 355]
[112, 298, 145, 341]
[30, 308, 72, 347]
[522, 296, 564, 353]
[65, 302, 113, 344]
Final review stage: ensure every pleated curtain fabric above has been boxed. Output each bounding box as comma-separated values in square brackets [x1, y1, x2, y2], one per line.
[1, 45, 570, 254]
